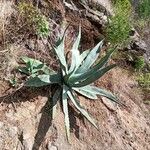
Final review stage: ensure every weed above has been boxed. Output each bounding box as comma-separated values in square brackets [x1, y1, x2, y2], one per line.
[134, 56, 145, 71]
[18, 2, 49, 37]
[19, 27, 123, 141]
[137, 0, 150, 19]
[106, 0, 132, 46]
[137, 72, 150, 89]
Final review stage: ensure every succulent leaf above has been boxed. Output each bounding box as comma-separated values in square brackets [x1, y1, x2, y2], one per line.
[62, 85, 70, 141]
[53, 35, 68, 74]
[69, 26, 81, 73]
[76, 40, 103, 74]
[25, 74, 61, 87]
[67, 90, 98, 128]
[72, 64, 116, 87]
[73, 87, 98, 99]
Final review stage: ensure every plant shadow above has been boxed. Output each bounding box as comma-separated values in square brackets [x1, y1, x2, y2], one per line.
[0, 86, 83, 149]
[0, 86, 53, 150]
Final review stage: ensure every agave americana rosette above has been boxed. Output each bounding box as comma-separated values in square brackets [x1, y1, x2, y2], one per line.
[19, 27, 122, 141]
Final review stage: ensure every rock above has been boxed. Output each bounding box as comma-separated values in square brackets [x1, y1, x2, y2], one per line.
[101, 97, 117, 111]
[130, 29, 147, 54]
[0, 122, 21, 149]
[48, 142, 58, 150]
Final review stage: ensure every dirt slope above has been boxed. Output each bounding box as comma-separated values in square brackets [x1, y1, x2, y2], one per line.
[0, 0, 149, 150]
[0, 68, 150, 150]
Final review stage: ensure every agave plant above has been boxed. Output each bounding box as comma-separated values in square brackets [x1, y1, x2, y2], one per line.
[19, 27, 121, 141]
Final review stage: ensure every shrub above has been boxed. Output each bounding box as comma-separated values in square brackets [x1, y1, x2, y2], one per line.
[19, 27, 123, 141]
[137, 0, 150, 19]
[137, 73, 150, 88]
[18, 2, 49, 37]
[106, 0, 132, 46]
[134, 56, 145, 71]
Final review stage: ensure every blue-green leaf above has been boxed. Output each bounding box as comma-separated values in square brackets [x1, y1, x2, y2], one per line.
[72, 64, 116, 87]
[73, 87, 98, 99]
[90, 86, 123, 105]
[25, 74, 61, 87]
[69, 48, 115, 84]
[53, 36, 68, 74]
[76, 85, 123, 105]
[67, 90, 98, 128]
[76, 40, 103, 73]
[21, 56, 55, 75]
[62, 85, 70, 141]
[69, 26, 81, 73]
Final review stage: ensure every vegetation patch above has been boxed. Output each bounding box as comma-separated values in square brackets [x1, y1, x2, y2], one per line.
[18, 2, 49, 37]
[106, 0, 132, 46]
[137, 0, 150, 19]
[133, 56, 145, 71]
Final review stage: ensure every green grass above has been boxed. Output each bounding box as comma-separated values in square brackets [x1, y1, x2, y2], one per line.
[137, 0, 150, 19]
[137, 73, 150, 89]
[134, 56, 145, 71]
[18, 2, 49, 37]
[106, 0, 132, 46]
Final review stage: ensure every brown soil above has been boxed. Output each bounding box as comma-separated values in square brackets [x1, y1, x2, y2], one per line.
[0, 0, 149, 150]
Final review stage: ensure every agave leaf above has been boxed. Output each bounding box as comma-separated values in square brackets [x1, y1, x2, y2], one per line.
[18, 66, 30, 75]
[73, 88, 98, 99]
[52, 88, 61, 119]
[93, 48, 116, 69]
[22, 56, 43, 67]
[91, 86, 124, 105]
[69, 26, 81, 73]
[67, 90, 98, 128]
[21, 56, 55, 74]
[41, 65, 56, 75]
[76, 85, 120, 103]
[76, 40, 103, 74]
[62, 85, 70, 141]
[69, 48, 115, 83]
[80, 49, 90, 62]
[25, 74, 61, 87]
[53, 33, 68, 74]
[72, 64, 116, 87]
[65, 49, 90, 80]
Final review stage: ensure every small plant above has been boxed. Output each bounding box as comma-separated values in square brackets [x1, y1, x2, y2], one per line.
[106, 0, 132, 46]
[137, 73, 150, 88]
[137, 0, 150, 19]
[134, 56, 145, 71]
[9, 77, 17, 87]
[19, 27, 122, 141]
[18, 56, 53, 77]
[18, 2, 49, 37]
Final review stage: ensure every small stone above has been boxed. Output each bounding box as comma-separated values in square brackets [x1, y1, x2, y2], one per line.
[102, 97, 117, 111]
[0, 121, 4, 128]
[48, 142, 58, 150]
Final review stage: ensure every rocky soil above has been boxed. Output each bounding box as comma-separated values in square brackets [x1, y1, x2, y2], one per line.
[0, 0, 149, 150]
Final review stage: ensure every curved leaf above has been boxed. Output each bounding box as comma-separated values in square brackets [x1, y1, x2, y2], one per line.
[69, 26, 81, 73]
[67, 90, 98, 128]
[25, 74, 61, 87]
[62, 85, 70, 141]
[69, 48, 115, 84]
[72, 64, 116, 87]
[53, 35, 68, 74]
[76, 40, 103, 73]
[90, 86, 124, 105]
[73, 88, 97, 99]
[76, 85, 123, 105]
